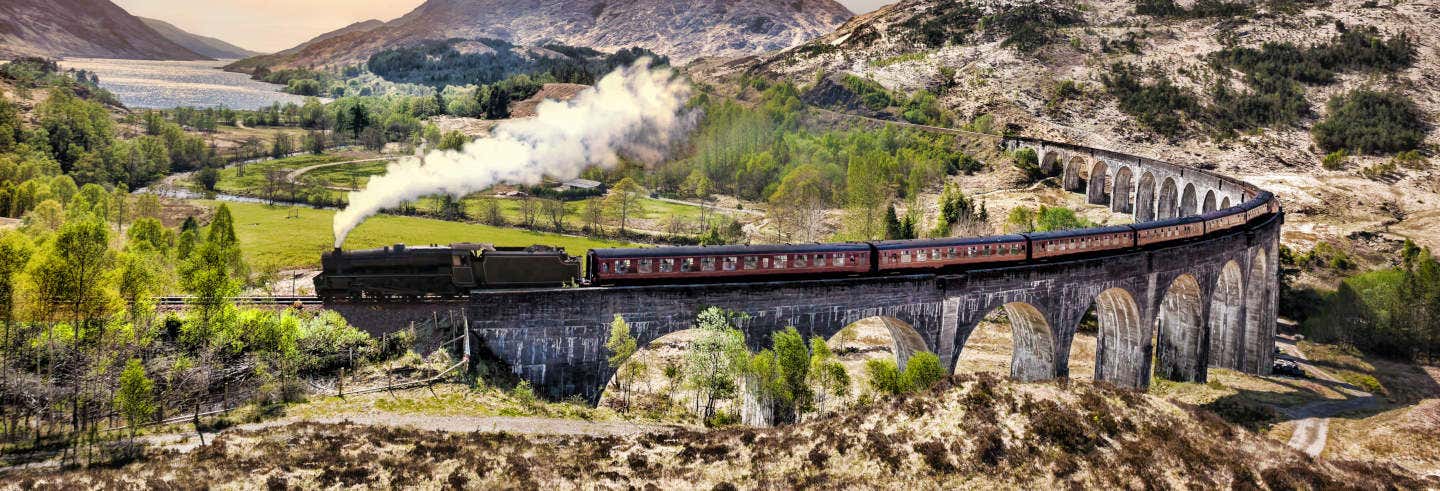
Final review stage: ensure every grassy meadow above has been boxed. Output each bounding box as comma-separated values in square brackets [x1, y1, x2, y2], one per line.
[206, 200, 634, 270]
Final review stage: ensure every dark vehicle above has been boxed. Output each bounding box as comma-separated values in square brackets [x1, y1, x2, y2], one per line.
[315, 243, 579, 301]
[314, 192, 1279, 301]
[1273, 359, 1306, 378]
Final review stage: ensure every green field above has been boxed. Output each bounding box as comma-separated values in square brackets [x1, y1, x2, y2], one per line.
[206, 200, 634, 270]
[301, 160, 391, 190]
[214, 154, 347, 195]
[438, 195, 723, 226]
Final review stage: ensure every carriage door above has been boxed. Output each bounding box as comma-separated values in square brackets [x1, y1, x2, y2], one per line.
[452, 254, 477, 287]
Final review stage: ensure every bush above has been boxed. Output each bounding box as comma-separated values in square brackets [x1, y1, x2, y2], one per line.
[195, 167, 220, 190]
[1312, 90, 1426, 155]
[1135, 0, 1252, 18]
[1101, 63, 1197, 136]
[840, 75, 895, 111]
[902, 352, 945, 391]
[285, 79, 323, 96]
[1320, 149, 1348, 170]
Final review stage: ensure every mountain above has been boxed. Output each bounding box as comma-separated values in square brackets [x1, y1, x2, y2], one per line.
[226, 0, 852, 73]
[224, 19, 385, 74]
[0, 0, 207, 60]
[700, 0, 1440, 257]
[139, 17, 259, 60]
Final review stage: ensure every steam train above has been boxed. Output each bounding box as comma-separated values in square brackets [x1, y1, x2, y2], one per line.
[315, 192, 1278, 301]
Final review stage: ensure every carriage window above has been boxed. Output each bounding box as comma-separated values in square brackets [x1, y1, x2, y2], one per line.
[638, 259, 653, 274]
[834, 254, 846, 266]
[947, 248, 957, 259]
[775, 255, 788, 269]
[723, 257, 737, 271]
[931, 249, 941, 260]
[660, 258, 675, 273]
[814, 254, 826, 267]
[702, 257, 716, 271]
[682, 258, 698, 272]
[794, 254, 808, 267]
[617, 260, 632, 274]
[601, 262, 610, 273]
[901, 250, 912, 263]
[968, 247, 977, 257]
[744, 256, 758, 270]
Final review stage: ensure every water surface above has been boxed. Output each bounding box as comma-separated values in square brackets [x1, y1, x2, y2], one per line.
[58, 58, 315, 110]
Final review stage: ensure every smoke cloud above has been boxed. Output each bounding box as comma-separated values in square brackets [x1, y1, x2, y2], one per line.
[332, 60, 692, 247]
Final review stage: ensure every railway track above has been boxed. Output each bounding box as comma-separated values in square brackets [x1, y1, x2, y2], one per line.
[156, 296, 324, 306]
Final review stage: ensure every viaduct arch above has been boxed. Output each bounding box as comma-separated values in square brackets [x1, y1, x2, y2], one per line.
[332, 135, 1282, 402]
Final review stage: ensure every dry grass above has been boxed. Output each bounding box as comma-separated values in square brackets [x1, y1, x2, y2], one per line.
[1298, 341, 1440, 404]
[1324, 400, 1440, 476]
[9, 375, 1432, 489]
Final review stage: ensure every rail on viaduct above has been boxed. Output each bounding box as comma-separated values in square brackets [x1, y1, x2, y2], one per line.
[333, 135, 1282, 402]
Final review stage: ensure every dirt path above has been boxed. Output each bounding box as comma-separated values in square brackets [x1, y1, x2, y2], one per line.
[285, 156, 400, 183]
[651, 196, 763, 217]
[1276, 337, 1382, 457]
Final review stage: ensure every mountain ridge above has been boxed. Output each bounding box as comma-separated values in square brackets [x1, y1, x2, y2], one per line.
[226, 0, 853, 73]
[0, 0, 207, 60]
[139, 17, 260, 60]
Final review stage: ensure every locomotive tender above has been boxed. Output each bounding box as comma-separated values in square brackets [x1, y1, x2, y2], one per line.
[316, 192, 1278, 300]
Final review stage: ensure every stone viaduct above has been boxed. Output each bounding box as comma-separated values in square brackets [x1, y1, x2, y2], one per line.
[335, 135, 1282, 402]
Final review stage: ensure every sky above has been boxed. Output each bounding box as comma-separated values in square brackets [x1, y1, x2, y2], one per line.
[112, 0, 892, 53]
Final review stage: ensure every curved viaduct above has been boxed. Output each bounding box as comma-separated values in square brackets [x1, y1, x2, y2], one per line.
[334, 136, 1281, 402]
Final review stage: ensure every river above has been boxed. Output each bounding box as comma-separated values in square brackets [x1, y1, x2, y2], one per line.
[57, 58, 316, 110]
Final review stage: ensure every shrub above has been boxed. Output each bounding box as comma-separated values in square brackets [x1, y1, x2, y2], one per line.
[1393, 150, 1427, 170]
[865, 359, 906, 395]
[1320, 149, 1348, 170]
[902, 352, 946, 391]
[1135, 0, 1252, 18]
[1101, 63, 1197, 136]
[840, 75, 895, 111]
[1012, 148, 1044, 183]
[1311, 90, 1427, 155]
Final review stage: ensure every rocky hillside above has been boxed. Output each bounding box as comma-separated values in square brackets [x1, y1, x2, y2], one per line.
[703, 0, 1440, 257]
[225, 0, 853, 72]
[7, 375, 1430, 488]
[139, 17, 259, 60]
[0, 0, 207, 60]
[223, 20, 384, 74]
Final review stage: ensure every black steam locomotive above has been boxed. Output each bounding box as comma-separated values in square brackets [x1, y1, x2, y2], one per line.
[315, 191, 1280, 301]
[314, 243, 580, 301]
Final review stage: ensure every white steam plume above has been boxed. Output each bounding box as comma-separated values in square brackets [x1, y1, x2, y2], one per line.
[332, 60, 692, 247]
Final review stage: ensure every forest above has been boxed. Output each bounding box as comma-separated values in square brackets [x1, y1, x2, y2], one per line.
[366, 38, 669, 89]
[0, 199, 376, 462]
[1297, 240, 1440, 363]
[630, 82, 985, 241]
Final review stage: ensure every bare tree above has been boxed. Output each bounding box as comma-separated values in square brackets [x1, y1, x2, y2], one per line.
[542, 199, 566, 231]
[263, 170, 287, 204]
[518, 197, 538, 228]
[480, 198, 504, 226]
